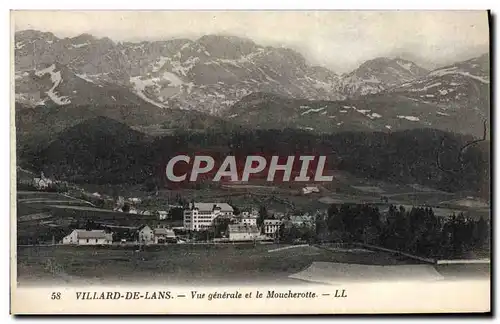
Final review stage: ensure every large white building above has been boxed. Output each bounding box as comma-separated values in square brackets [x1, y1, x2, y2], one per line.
[183, 202, 234, 231]
[263, 219, 283, 237]
[62, 229, 113, 245]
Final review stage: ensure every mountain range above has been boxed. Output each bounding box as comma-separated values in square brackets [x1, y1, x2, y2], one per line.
[14, 30, 490, 151]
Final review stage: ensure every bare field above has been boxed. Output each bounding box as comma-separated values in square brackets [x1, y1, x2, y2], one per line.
[16, 244, 489, 286]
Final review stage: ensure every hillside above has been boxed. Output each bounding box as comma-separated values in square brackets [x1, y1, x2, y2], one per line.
[222, 54, 490, 138]
[22, 122, 490, 199]
[25, 116, 154, 184]
[15, 101, 237, 153]
[388, 54, 490, 137]
[224, 91, 488, 138]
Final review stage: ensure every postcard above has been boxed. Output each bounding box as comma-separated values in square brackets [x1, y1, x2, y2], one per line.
[10, 10, 491, 315]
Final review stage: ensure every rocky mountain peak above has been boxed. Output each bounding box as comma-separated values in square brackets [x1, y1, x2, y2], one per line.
[339, 56, 428, 97]
[196, 34, 258, 59]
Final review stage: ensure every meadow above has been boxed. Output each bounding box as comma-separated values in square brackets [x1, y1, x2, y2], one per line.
[17, 244, 417, 286]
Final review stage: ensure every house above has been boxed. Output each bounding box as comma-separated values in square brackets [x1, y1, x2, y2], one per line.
[157, 210, 168, 220]
[240, 215, 258, 226]
[263, 219, 283, 237]
[137, 225, 177, 244]
[183, 202, 234, 231]
[302, 186, 320, 195]
[227, 224, 260, 241]
[128, 197, 142, 204]
[153, 226, 176, 244]
[33, 177, 53, 190]
[33, 172, 54, 190]
[239, 209, 259, 226]
[138, 225, 154, 244]
[62, 229, 113, 245]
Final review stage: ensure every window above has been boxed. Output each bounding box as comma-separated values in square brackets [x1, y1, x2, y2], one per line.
[86, 239, 89, 243]
[96, 239, 98, 243]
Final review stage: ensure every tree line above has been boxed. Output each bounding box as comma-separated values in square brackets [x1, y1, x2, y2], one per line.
[25, 123, 490, 199]
[312, 203, 490, 259]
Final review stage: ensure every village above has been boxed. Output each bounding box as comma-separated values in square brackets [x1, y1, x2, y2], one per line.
[20, 171, 320, 246]
[60, 202, 318, 246]
[18, 169, 490, 258]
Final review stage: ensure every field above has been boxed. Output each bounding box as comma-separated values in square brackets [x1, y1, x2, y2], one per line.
[16, 244, 490, 287]
[16, 191, 161, 243]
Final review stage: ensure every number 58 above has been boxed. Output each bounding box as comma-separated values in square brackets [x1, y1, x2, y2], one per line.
[51, 292, 61, 300]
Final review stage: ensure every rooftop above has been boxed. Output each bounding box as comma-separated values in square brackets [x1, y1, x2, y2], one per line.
[190, 202, 234, 212]
[264, 219, 282, 224]
[154, 228, 176, 237]
[72, 229, 111, 239]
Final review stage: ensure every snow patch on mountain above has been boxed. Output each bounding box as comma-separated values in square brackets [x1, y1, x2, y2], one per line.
[152, 56, 170, 73]
[301, 107, 326, 115]
[396, 60, 413, 72]
[129, 76, 166, 108]
[368, 113, 382, 119]
[75, 73, 95, 84]
[34, 64, 71, 105]
[162, 72, 184, 87]
[15, 42, 26, 49]
[455, 72, 489, 84]
[430, 67, 489, 84]
[410, 82, 442, 92]
[397, 115, 420, 122]
[15, 71, 29, 80]
[71, 42, 90, 48]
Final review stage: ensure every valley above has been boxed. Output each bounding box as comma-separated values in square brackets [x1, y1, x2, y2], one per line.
[13, 29, 491, 261]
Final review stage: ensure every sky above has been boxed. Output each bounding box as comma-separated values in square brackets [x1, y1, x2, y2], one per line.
[12, 10, 490, 73]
